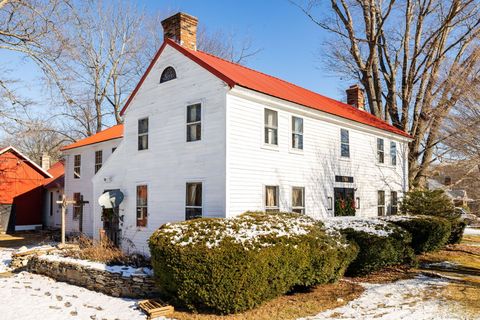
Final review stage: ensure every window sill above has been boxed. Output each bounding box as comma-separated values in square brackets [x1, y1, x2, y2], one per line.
[288, 148, 304, 155]
[261, 144, 279, 152]
[338, 157, 351, 162]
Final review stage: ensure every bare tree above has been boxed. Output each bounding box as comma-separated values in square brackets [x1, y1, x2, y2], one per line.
[293, 0, 480, 188]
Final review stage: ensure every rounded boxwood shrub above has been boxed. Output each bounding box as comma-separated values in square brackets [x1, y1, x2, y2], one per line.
[322, 218, 415, 276]
[448, 219, 466, 244]
[148, 212, 358, 314]
[383, 215, 451, 253]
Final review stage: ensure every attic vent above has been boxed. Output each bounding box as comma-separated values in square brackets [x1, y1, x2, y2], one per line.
[160, 66, 176, 83]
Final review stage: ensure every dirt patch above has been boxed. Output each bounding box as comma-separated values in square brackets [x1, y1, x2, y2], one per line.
[170, 280, 364, 320]
[0, 232, 51, 249]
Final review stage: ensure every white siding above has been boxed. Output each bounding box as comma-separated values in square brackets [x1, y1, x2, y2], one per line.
[225, 87, 409, 219]
[92, 45, 229, 254]
[63, 139, 120, 236]
[43, 187, 62, 228]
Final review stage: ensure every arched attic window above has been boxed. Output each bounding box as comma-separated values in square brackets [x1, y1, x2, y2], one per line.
[160, 66, 176, 83]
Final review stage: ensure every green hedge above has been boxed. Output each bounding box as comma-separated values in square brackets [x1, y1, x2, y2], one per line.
[323, 218, 415, 276]
[148, 212, 357, 314]
[448, 219, 467, 244]
[384, 216, 451, 253]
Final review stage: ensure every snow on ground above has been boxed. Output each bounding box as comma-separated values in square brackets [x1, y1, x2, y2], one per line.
[0, 247, 165, 320]
[300, 275, 470, 320]
[465, 227, 480, 236]
[0, 271, 156, 320]
[0, 248, 14, 273]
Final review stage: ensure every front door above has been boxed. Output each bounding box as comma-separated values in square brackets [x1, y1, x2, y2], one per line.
[334, 187, 356, 216]
[102, 206, 120, 246]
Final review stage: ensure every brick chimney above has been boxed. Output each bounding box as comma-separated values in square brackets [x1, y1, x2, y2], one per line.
[41, 152, 50, 171]
[161, 12, 198, 51]
[346, 84, 365, 111]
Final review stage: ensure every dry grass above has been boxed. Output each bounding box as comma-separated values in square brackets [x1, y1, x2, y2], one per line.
[171, 280, 364, 320]
[65, 235, 126, 264]
[441, 282, 480, 316]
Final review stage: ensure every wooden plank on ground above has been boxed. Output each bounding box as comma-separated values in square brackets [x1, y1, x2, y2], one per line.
[138, 299, 174, 319]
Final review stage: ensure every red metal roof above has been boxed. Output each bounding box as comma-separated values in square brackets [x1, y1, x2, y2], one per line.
[61, 124, 124, 151]
[120, 39, 410, 138]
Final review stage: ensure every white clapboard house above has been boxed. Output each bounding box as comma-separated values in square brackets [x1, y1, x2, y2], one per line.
[61, 12, 411, 253]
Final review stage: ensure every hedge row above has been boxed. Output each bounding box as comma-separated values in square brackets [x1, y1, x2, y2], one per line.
[148, 212, 357, 314]
[149, 212, 462, 314]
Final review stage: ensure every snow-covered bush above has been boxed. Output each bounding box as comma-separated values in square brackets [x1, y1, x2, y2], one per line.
[148, 212, 358, 314]
[383, 215, 451, 253]
[322, 217, 415, 276]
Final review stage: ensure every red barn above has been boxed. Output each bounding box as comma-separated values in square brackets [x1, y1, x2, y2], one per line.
[0, 146, 52, 232]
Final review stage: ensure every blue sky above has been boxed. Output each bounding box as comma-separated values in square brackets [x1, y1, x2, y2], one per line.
[145, 0, 346, 98]
[2, 0, 351, 116]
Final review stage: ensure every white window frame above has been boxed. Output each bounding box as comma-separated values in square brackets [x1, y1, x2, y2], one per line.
[136, 184, 148, 227]
[264, 108, 278, 146]
[265, 185, 280, 212]
[390, 141, 397, 166]
[186, 103, 202, 142]
[377, 138, 385, 164]
[73, 154, 81, 179]
[291, 186, 305, 214]
[94, 150, 102, 174]
[138, 117, 149, 151]
[185, 182, 203, 220]
[291, 116, 304, 151]
[340, 128, 350, 158]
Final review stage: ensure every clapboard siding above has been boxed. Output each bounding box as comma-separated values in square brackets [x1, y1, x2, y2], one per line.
[225, 87, 409, 219]
[92, 45, 228, 253]
[64, 139, 121, 236]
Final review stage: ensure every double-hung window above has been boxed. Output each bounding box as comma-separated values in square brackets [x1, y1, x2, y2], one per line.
[264, 109, 278, 145]
[136, 185, 148, 227]
[138, 118, 149, 150]
[94, 150, 102, 173]
[186, 104, 201, 142]
[292, 116, 303, 150]
[73, 192, 83, 220]
[340, 129, 350, 158]
[73, 155, 81, 179]
[292, 187, 305, 214]
[265, 185, 279, 212]
[377, 191, 385, 216]
[186, 182, 202, 220]
[390, 142, 397, 166]
[377, 138, 385, 164]
[390, 191, 398, 215]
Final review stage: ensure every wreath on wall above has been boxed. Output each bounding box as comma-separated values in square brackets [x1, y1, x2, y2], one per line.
[335, 198, 356, 216]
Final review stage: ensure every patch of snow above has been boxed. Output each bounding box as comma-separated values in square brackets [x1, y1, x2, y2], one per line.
[0, 248, 14, 273]
[424, 261, 459, 269]
[300, 275, 464, 320]
[0, 270, 169, 320]
[464, 227, 480, 236]
[321, 217, 398, 237]
[160, 214, 319, 248]
[39, 254, 153, 277]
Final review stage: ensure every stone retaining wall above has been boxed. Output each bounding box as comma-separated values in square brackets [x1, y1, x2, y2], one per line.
[12, 253, 159, 298]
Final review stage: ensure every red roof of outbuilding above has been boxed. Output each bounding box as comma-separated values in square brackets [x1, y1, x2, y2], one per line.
[43, 160, 65, 188]
[120, 39, 410, 138]
[61, 124, 124, 151]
